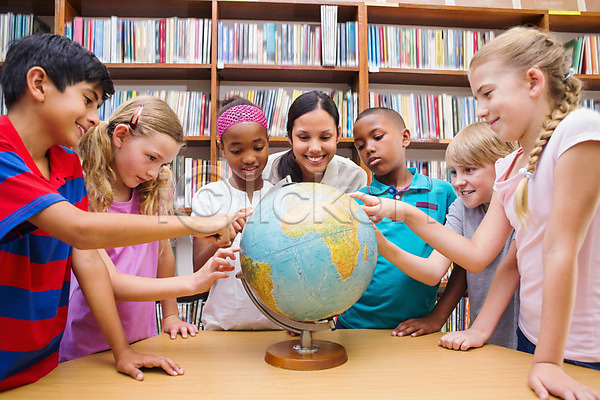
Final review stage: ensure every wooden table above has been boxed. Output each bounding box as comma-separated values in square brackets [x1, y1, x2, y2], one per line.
[5, 330, 600, 399]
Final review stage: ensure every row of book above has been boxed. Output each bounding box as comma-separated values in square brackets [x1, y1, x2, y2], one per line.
[0, 13, 49, 61]
[408, 160, 450, 183]
[172, 157, 231, 209]
[5, 15, 600, 79]
[565, 35, 600, 75]
[154, 288, 468, 334]
[368, 25, 495, 71]
[582, 98, 600, 113]
[217, 20, 357, 67]
[65, 16, 212, 64]
[374, 94, 600, 141]
[99, 90, 211, 137]
[222, 88, 358, 138]
[155, 295, 468, 334]
[370, 92, 478, 141]
[155, 298, 205, 333]
[1, 86, 597, 141]
[441, 296, 470, 333]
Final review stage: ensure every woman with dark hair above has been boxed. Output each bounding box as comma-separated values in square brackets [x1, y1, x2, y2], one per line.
[262, 90, 366, 193]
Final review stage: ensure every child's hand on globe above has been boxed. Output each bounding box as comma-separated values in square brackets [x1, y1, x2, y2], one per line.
[349, 192, 404, 223]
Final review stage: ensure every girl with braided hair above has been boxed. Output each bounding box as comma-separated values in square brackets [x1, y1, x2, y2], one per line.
[352, 27, 600, 399]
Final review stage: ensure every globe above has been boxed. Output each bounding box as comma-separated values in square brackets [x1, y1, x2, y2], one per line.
[239, 182, 377, 324]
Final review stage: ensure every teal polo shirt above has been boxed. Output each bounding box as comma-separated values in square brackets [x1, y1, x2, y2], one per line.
[338, 168, 457, 329]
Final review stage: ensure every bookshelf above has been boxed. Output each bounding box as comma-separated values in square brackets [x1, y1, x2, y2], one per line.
[3, 1, 599, 164]
[215, 1, 364, 166]
[2, 0, 600, 333]
[0, 0, 54, 17]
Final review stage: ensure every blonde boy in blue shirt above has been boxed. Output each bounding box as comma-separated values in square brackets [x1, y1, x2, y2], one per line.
[338, 107, 456, 329]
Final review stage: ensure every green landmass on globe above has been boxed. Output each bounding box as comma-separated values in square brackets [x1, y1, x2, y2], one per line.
[240, 182, 377, 322]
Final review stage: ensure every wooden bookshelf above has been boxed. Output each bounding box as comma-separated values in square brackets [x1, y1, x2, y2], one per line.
[105, 64, 212, 81]
[364, 4, 547, 29]
[218, 65, 359, 85]
[0, 0, 54, 15]
[0, 0, 597, 133]
[2, 0, 595, 167]
[58, 0, 212, 19]
[2, 0, 599, 340]
[547, 11, 600, 33]
[1, 0, 597, 188]
[547, 12, 600, 91]
[369, 68, 470, 87]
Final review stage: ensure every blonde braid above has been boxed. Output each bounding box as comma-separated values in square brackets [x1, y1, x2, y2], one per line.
[513, 75, 581, 227]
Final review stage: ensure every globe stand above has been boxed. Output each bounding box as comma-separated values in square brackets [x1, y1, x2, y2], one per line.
[238, 273, 348, 371]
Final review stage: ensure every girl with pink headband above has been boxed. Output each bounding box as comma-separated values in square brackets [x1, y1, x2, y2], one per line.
[191, 97, 280, 330]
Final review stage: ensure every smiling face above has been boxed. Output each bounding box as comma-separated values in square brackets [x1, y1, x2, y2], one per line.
[44, 80, 104, 149]
[219, 121, 268, 191]
[289, 108, 340, 183]
[449, 163, 496, 209]
[111, 126, 181, 198]
[469, 61, 543, 145]
[352, 112, 410, 185]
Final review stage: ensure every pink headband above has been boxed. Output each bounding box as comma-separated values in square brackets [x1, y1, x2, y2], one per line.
[217, 104, 268, 139]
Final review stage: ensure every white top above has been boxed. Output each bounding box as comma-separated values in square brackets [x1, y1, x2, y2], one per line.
[191, 179, 280, 330]
[262, 150, 367, 193]
[494, 108, 600, 362]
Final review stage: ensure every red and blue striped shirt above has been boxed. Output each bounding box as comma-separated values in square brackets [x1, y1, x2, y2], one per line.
[0, 115, 88, 391]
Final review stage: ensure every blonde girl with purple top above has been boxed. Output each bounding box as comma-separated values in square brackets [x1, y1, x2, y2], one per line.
[60, 96, 239, 362]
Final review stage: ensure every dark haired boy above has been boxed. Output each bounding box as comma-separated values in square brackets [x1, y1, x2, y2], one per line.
[338, 107, 457, 329]
[0, 34, 240, 390]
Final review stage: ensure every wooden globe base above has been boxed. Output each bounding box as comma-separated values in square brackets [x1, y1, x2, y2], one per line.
[265, 339, 348, 370]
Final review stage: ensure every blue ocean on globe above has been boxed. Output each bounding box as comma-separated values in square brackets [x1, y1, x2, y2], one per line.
[240, 182, 377, 322]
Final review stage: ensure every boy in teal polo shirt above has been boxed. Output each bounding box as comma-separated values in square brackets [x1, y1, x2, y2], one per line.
[338, 107, 456, 329]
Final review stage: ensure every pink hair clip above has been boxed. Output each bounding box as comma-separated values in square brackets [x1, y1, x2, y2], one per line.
[129, 104, 144, 130]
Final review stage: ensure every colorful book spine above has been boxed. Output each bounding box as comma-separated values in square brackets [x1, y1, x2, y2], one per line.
[370, 91, 477, 140]
[222, 88, 357, 138]
[65, 16, 211, 64]
[367, 24, 495, 71]
[0, 13, 50, 61]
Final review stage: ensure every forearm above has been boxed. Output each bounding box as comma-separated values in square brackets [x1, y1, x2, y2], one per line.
[534, 250, 577, 366]
[532, 142, 600, 366]
[72, 249, 130, 357]
[379, 240, 450, 286]
[31, 202, 229, 249]
[401, 207, 495, 272]
[429, 266, 467, 325]
[98, 244, 195, 302]
[160, 298, 181, 320]
[111, 274, 196, 302]
[193, 238, 218, 273]
[70, 213, 196, 249]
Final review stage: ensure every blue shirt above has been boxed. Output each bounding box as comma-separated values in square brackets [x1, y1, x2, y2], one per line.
[338, 168, 457, 329]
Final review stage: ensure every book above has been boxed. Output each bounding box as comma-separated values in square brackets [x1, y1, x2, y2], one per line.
[321, 5, 337, 66]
